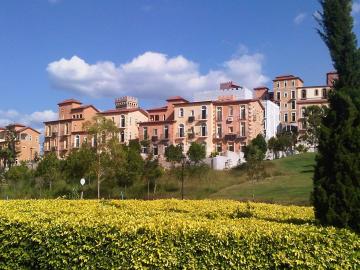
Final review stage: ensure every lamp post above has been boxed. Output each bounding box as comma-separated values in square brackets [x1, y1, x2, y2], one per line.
[80, 178, 85, 199]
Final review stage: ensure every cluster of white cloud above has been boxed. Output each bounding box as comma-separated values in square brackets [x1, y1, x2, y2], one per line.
[47, 51, 269, 100]
[0, 109, 57, 131]
[294, 13, 307, 25]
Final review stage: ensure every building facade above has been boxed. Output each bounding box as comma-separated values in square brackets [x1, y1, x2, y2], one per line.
[0, 123, 40, 165]
[43, 99, 99, 158]
[273, 75, 304, 129]
[99, 97, 148, 144]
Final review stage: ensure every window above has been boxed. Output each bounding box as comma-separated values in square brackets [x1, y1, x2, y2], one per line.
[322, 88, 327, 98]
[153, 145, 158, 156]
[143, 127, 148, 140]
[315, 89, 319, 96]
[283, 92, 288, 98]
[64, 140, 67, 149]
[216, 124, 222, 138]
[291, 90, 296, 99]
[284, 81, 287, 87]
[228, 106, 233, 116]
[291, 100, 296, 110]
[179, 124, 185, 137]
[80, 114, 83, 118]
[74, 135, 80, 148]
[240, 142, 246, 153]
[163, 115, 166, 121]
[276, 92, 280, 100]
[301, 89, 307, 99]
[284, 113, 288, 123]
[112, 117, 115, 123]
[277, 82, 280, 88]
[164, 125, 169, 139]
[120, 131, 125, 142]
[153, 129, 158, 136]
[65, 123, 69, 135]
[179, 108, 184, 117]
[155, 115, 159, 121]
[240, 105, 246, 120]
[216, 107, 222, 121]
[201, 106, 207, 119]
[120, 115, 126, 127]
[200, 123, 207, 136]
[216, 143, 222, 153]
[291, 112, 296, 122]
[29, 135, 32, 141]
[228, 126, 234, 133]
[241, 122, 246, 137]
[284, 103, 288, 108]
[302, 107, 306, 117]
[292, 80, 295, 87]
[191, 110, 195, 116]
[227, 142, 234, 152]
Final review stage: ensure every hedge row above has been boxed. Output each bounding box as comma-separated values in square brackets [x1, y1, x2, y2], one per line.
[0, 200, 358, 269]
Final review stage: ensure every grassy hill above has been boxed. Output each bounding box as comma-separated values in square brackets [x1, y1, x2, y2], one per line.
[133, 153, 316, 205]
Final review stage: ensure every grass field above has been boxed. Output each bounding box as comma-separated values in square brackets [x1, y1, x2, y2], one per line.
[143, 152, 316, 205]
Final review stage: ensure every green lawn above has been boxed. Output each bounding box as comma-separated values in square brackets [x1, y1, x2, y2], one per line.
[148, 153, 316, 205]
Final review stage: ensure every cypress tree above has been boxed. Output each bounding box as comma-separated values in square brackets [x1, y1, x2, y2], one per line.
[313, 0, 360, 232]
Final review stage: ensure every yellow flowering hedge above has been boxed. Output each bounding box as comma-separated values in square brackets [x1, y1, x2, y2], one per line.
[0, 200, 358, 269]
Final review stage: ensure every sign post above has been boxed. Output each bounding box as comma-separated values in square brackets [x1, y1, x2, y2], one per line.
[80, 178, 85, 199]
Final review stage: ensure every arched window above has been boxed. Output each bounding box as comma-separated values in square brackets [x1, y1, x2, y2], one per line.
[74, 135, 80, 148]
[301, 89, 307, 99]
[201, 106, 207, 119]
[179, 124, 185, 137]
[120, 115, 125, 127]
[120, 131, 125, 143]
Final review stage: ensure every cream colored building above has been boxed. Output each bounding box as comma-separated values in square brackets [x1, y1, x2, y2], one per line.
[99, 97, 148, 144]
[0, 124, 40, 165]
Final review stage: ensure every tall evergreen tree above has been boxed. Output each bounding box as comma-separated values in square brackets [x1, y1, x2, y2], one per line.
[313, 0, 360, 232]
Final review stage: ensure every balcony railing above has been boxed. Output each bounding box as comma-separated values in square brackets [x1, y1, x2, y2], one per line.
[188, 116, 195, 122]
[176, 133, 186, 139]
[151, 136, 159, 142]
[198, 131, 208, 137]
[160, 134, 169, 141]
[188, 133, 195, 139]
[224, 134, 237, 141]
[197, 115, 208, 121]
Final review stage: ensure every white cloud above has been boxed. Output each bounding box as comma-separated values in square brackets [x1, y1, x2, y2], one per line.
[313, 11, 322, 21]
[0, 110, 57, 131]
[47, 51, 269, 100]
[294, 13, 307, 25]
[353, 2, 360, 15]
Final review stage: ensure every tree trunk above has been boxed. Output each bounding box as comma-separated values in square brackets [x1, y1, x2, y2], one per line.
[97, 172, 101, 199]
[147, 178, 150, 200]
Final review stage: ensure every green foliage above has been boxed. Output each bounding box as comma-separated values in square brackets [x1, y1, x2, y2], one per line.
[143, 154, 163, 198]
[164, 144, 183, 164]
[0, 200, 358, 269]
[314, 0, 360, 232]
[187, 142, 206, 164]
[300, 105, 328, 148]
[251, 134, 267, 155]
[36, 152, 63, 194]
[295, 144, 308, 153]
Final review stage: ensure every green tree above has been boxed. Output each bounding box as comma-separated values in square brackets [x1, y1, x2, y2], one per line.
[187, 142, 206, 165]
[164, 144, 183, 166]
[300, 105, 328, 149]
[142, 154, 163, 199]
[267, 137, 278, 159]
[36, 152, 62, 195]
[123, 141, 144, 188]
[251, 134, 267, 156]
[313, 0, 360, 232]
[84, 116, 121, 199]
[4, 163, 34, 198]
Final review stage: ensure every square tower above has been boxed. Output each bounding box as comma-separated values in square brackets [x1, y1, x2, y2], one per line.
[115, 96, 139, 109]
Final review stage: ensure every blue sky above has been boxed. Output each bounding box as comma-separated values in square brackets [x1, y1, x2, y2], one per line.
[1, 0, 360, 130]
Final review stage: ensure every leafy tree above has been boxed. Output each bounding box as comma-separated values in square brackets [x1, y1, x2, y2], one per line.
[84, 116, 121, 199]
[142, 154, 163, 199]
[313, 0, 360, 232]
[267, 137, 279, 159]
[300, 105, 328, 149]
[244, 144, 267, 199]
[164, 144, 183, 166]
[122, 142, 144, 188]
[251, 134, 267, 156]
[36, 152, 62, 194]
[187, 142, 206, 165]
[4, 163, 34, 198]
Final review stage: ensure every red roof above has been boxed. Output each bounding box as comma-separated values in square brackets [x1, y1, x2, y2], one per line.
[146, 106, 168, 112]
[71, 105, 99, 112]
[166, 96, 189, 102]
[17, 127, 41, 134]
[7, 123, 26, 128]
[253, 86, 269, 90]
[273, 75, 304, 83]
[100, 108, 148, 117]
[58, 99, 82, 106]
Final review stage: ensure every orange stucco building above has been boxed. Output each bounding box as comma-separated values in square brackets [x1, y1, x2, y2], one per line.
[0, 123, 40, 164]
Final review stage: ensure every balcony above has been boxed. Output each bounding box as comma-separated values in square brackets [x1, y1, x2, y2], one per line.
[176, 133, 186, 139]
[188, 116, 195, 122]
[160, 134, 169, 141]
[151, 136, 158, 142]
[214, 133, 222, 139]
[188, 133, 195, 139]
[72, 143, 80, 149]
[52, 132, 58, 137]
[198, 131, 208, 138]
[224, 134, 237, 141]
[237, 133, 247, 139]
[197, 115, 208, 121]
